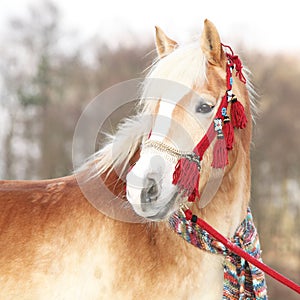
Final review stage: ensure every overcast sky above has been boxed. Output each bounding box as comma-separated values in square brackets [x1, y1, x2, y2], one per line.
[1, 0, 300, 53]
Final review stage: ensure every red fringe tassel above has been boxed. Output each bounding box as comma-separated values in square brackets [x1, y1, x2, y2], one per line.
[223, 118, 235, 150]
[212, 137, 228, 169]
[231, 99, 247, 129]
[172, 157, 200, 202]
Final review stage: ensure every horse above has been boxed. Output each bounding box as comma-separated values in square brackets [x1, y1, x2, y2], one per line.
[0, 19, 259, 299]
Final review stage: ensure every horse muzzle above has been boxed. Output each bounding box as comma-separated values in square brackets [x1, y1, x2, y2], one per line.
[126, 152, 178, 221]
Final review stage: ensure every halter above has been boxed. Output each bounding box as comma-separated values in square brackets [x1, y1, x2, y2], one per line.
[144, 44, 248, 203]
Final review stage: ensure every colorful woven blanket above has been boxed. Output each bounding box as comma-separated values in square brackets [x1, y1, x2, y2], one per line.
[169, 208, 268, 299]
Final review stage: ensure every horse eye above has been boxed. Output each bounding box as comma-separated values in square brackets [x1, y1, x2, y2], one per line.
[195, 103, 215, 114]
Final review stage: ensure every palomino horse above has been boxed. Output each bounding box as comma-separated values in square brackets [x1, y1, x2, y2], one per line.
[0, 20, 260, 299]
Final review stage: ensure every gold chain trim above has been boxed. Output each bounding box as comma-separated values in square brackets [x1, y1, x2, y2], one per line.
[143, 140, 191, 160]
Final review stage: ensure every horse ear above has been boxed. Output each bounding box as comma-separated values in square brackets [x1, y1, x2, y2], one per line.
[155, 26, 178, 58]
[200, 19, 224, 66]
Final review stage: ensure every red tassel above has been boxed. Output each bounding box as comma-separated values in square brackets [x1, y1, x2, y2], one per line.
[211, 136, 228, 169]
[231, 98, 247, 129]
[223, 117, 235, 150]
[172, 156, 200, 201]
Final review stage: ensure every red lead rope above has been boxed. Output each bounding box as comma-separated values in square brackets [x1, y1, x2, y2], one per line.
[184, 209, 300, 294]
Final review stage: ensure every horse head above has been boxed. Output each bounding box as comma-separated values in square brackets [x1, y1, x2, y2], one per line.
[126, 19, 252, 221]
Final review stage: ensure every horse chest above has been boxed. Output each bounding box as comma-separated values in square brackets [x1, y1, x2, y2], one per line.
[94, 224, 224, 299]
[33, 225, 222, 299]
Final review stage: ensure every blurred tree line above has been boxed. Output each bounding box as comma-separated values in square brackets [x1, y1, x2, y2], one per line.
[0, 1, 299, 298]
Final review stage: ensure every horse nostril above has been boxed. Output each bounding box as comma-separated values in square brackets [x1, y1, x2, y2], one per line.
[148, 183, 158, 198]
[141, 177, 160, 211]
[145, 178, 159, 201]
